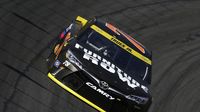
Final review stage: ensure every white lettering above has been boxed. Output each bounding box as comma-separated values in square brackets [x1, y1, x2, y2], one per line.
[86, 82, 115, 100]
[100, 59, 115, 73]
[75, 44, 149, 93]
[83, 49, 99, 65]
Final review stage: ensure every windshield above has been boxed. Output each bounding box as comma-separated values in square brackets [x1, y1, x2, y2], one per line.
[78, 28, 149, 80]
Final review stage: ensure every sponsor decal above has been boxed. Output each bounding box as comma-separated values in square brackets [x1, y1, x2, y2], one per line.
[106, 23, 145, 54]
[86, 82, 115, 100]
[60, 32, 65, 38]
[75, 43, 148, 93]
[60, 24, 73, 39]
[54, 60, 61, 68]
[63, 60, 71, 67]
[99, 81, 109, 90]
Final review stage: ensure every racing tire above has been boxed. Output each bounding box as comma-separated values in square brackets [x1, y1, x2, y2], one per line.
[46, 52, 57, 70]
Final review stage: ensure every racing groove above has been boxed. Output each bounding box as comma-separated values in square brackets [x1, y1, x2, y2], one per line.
[0, 0, 200, 112]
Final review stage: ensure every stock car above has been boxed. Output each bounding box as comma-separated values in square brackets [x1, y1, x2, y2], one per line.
[46, 16, 152, 112]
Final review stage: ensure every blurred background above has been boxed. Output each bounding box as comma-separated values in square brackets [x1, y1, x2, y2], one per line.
[0, 0, 200, 112]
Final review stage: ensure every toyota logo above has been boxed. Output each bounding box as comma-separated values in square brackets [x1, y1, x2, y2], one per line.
[99, 81, 109, 90]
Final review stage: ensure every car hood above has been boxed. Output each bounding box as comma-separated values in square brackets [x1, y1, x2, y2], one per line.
[67, 43, 150, 96]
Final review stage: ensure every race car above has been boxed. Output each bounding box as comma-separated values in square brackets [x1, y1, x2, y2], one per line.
[46, 16, 152, 112]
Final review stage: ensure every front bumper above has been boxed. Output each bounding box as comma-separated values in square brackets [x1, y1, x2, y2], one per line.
[48, 72, 106, 112]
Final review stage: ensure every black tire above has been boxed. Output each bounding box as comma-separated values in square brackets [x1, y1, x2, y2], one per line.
[46, 52, 57, 70]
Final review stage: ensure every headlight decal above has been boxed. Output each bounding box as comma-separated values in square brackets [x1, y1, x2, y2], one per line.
[126, 95, 148, 104]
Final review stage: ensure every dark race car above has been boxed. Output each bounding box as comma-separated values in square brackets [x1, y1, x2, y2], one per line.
[47, 16, 152, 112]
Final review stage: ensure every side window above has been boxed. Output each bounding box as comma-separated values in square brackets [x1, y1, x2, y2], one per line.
[86, 30, 117, 58]
[126, 58, 143, 78]
[78, 28, 92, 43]
[87, 31, 105, 51]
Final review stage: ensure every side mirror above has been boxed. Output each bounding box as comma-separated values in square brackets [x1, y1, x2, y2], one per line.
[103, 49, 108, 56]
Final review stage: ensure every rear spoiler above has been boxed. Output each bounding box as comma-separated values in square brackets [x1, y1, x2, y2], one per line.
[76, 16, 88, 26]
[75, 16, 97, 37]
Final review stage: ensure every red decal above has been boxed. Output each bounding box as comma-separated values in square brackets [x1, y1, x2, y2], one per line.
[60, 32, 65, 39]
[106, 23, 145, 54]
[118, 30, 145, 54]
[106, 23, 120, 35]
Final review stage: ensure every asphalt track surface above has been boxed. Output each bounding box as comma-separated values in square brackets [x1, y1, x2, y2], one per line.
[0, 0, 200, 112]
